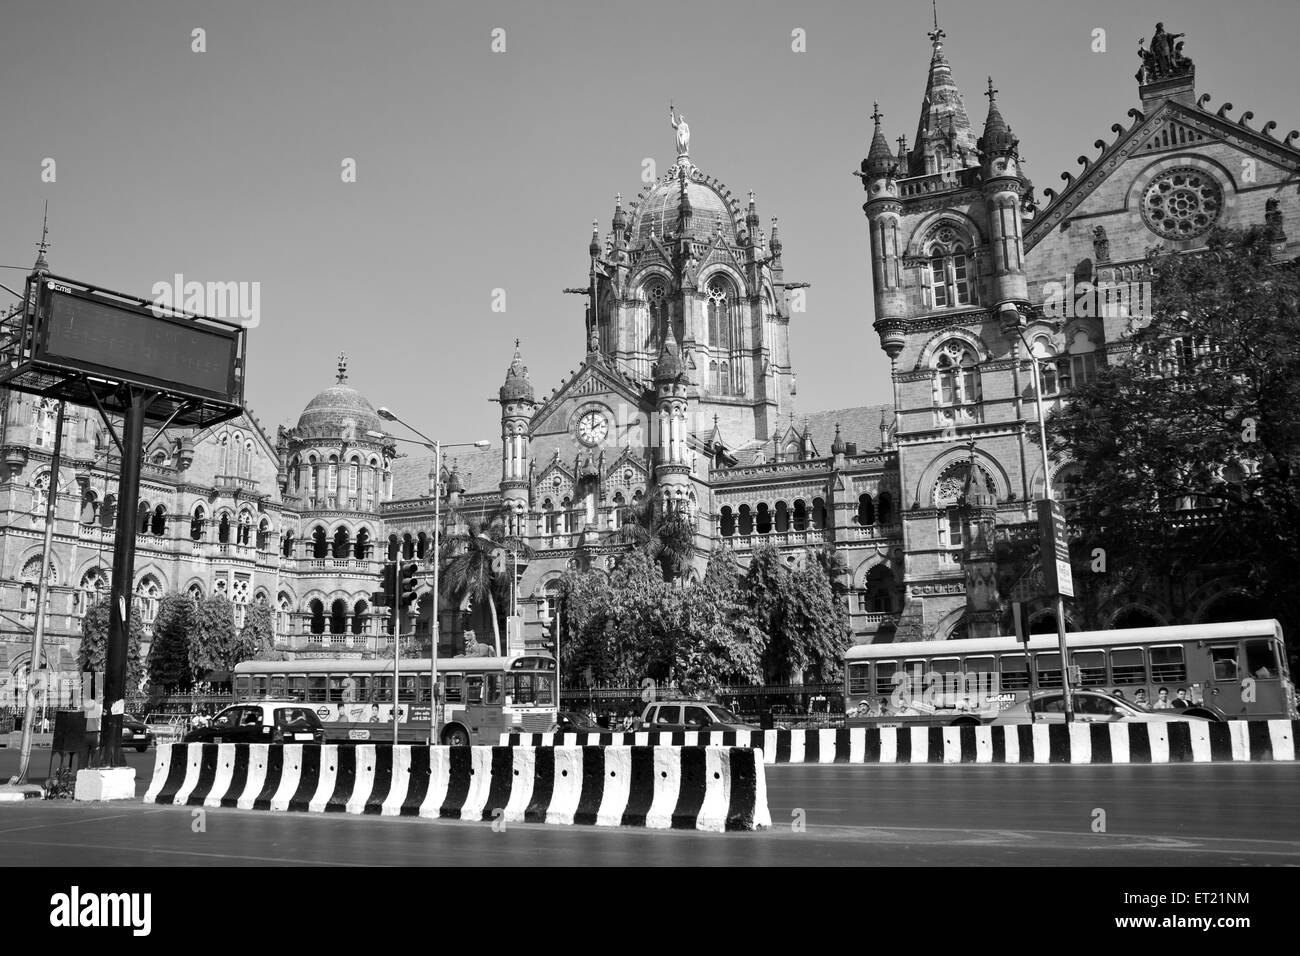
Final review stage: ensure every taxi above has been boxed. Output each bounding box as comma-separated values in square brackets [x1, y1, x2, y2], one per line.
[182, 700, 325, 744]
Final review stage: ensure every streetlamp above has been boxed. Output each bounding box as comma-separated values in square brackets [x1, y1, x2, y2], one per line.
[370, 410, 489, 744]
[1017, 327, 1075, 723]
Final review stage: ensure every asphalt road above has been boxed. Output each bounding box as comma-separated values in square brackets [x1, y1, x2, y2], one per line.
[1, 748, 1296, 865]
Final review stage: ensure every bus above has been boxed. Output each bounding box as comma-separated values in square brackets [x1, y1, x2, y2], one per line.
[843, 620, 1295, 728]
[232, 652, 558, 745]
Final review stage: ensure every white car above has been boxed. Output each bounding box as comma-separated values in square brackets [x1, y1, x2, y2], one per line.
[991, 690, 1214, 725]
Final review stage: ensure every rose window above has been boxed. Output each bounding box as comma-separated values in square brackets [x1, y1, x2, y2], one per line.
[1141, 168, 1222, 240]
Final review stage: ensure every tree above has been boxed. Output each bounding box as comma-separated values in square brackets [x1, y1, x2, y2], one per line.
[674, 549, 766, 690]
[1048, 226, 1300, 639]
[77, 596, 145, 690]
[744, 544, 852, 683]
[616, 495, 696, 582]
[189, 593, 255, 677]
[441, 510, 530, 655]
[241, 598, 277, 661]
[146, 592, 195, 692]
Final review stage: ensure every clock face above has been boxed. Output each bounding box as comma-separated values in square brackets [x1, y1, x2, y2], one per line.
[577, 411, 608, 446]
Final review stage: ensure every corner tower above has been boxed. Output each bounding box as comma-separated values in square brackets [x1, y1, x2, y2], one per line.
[497, 341, 535, 533]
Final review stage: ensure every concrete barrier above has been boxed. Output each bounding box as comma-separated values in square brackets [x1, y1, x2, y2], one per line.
[142, 743, 770, 831]
[501, 720, 1300, 764]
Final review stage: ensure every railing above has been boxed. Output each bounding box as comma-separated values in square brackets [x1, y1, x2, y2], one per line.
[215, 542, 256, 559]
[897, 167, 981, 198]
[847, 523, 902, 541]
[858, 612, 901, 626]
[722, 529, 826, 550]
[214, 475, 259, 494]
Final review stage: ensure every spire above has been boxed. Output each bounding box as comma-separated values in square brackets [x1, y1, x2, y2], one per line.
[978, 75, 1018, 161]
[336, 352, 348, 384]
[865, 102, 895, 177]
[831, 423, 846, 456]
[499, 339, 535, 402]
[33, 201, 50, 273]
[912, 14, 979, 177]
[896, 134, 909, 168]
[769, 217, 782, 257]
[589, 220, 600, 258]
[654, 322, 684, 384]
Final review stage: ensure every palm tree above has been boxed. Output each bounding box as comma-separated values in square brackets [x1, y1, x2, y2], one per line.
[616, 495, 696, 582]
[439, 509, 531, 655]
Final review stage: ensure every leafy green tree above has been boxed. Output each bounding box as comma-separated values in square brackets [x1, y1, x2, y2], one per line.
[441, 510, 531, 655]
[241, 597, 277, 661]
[1048, 226, 1300, 638]
[616, 496, 696, 582]
[744, 544, 852, 683]
[77, 596, 145, 690]
[674, 550, 766, 690]
[189, 593, 253, 677]
[146, 592, 195, 691]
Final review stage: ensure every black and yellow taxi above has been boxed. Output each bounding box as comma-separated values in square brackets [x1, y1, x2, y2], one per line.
[183, 701, 325, 745]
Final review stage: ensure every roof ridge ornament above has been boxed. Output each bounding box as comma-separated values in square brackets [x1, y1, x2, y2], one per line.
[670, 102, 691, 165]
[336, 352, 348, 384]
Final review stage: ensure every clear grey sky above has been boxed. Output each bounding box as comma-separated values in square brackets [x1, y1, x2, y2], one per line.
[2, 0, 1297, 444]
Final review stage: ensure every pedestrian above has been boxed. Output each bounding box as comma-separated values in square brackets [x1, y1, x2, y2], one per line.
[1172, 688, 1190, 710]
[1152, 687, 1173, 710]
[1112, 689, 1127, 701]
[1133, 688, 1149, 709]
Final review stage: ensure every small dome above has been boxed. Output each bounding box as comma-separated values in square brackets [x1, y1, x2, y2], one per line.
[446, 468, 465, 494]
[831, 424, 846, 455]
[499, 341, 535, 402]
[632, 174, 737, 243]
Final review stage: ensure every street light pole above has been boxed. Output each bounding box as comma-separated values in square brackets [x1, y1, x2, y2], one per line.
[1019, 329, 1075, 723]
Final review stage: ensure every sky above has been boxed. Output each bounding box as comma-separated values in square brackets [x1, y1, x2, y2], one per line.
[2, 0, 1298, 446]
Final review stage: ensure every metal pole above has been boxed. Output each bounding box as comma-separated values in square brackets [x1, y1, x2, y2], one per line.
[393, 556, 401, 746]
[1020, 332, 1074, 723]
[96, 388, 151, 765]
[13, 401, 65, 783]
[429, 441, 440, 745]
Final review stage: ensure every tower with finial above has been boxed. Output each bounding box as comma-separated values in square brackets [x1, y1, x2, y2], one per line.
[33, 202, 50, 274]
[977, 74, 1031, 335]
[336, 352, 348, 384]
[653, 322, 691, 515]
[497, 340, 535, 527]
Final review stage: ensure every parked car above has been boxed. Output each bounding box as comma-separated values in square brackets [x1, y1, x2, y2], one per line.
[640, 700, 761, 732]
[550, 711, 609, 733]
[991, 690, 1215, 725]
[182, 701, 325, 744]
[121, 715, 154, 752]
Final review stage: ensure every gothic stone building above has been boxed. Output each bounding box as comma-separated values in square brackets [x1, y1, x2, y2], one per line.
[2, 20, 1298, 692]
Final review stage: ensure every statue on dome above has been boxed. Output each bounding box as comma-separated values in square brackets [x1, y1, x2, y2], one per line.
[1136, 23, 1190, 84]
[670, 104, 690, 156]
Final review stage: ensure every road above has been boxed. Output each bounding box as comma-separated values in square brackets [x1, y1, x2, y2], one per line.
[1, 748, 1296, 865]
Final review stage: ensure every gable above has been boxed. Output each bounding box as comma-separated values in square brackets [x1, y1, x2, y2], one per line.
[528, 361, 648, 437]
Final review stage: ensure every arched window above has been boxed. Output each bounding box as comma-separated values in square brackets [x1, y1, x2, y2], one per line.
[188, 583, 204, 604]
[645, 282, 668, 351]
[190, 505, 206, 541]
[237, 511, 253, 546]
[738, 504, 753, 536]
[934, 340, 980, 415]
[333, 527, 350, 559]
[282, 530, 296, 558]
[719, 506, 735, 537]
[792, 499, 808, 532]
[80, 489, 98, 525]
[1067, 329, 1099, 386]
[925, 238, 973, 309]
[327, 456, 339, 497]
[151, 505, 166, 536]
[31, 399, 57, 448]
[218, 434, 230, 475]
[277, 593, 293, 636]
[135, 576, 163, 628]
[709, 360, 720, 393]
[417, 532, 429, 559]
[811, 497, 827, 531]
[387, 534, 400, 561]
[861, 565, 897, 614]
[352, 599, 368, 635]
[75, 567, 107, 618]
[330, 599, 347, 638]
[402, 533, 414, 560]
[354, 528, 370, 560]
[308, 457, 319, 499]
[256, 518, 271, 551]
[775, 501, 789, 532]
[348, 458, 359, 502]
[707, 277, 732, 350]
[755, 503, 771, 535]
[543, 499, 557, 535]
[877, 492, 893, 526]
[237, 438, 250, 478]
[136, 501, 150, 535]
[857, 494, 875, 525]
[1030, 335, 1059, 396]
[311, 525, 328, 558]
[100, 494, 117, 530]
[309, 599, 325, 635]
[720, 361, 731, 396]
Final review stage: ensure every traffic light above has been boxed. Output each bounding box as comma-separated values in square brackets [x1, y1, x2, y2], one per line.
[372, 563, 396, 608]
[399, 561, 420, 609]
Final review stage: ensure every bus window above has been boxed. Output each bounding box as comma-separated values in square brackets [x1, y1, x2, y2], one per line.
[507, 674, 535, 705]
[235, 675, 251, 697]
[1149, 645, 1186, 683]
[536, 674, 555, 705]
[287, 676, 307, 701]
[465, 676, 484, 705]
[270, 675, 286, 698]
[1210, 645, 1239, 681]
[1244, 640, 1278, 679]
[1071, 650, 1107, 686]
[848, 664, 871, 695]
[253, 676, 268, 697]
[486, 674, 503, 704]
[874, 661, 898, 697]
[1110, 648, 1146, 685]
[445, 675, 464, 703]
[1035, 653, 1062, 688]
[353, 676, 370, 701]
[328, 676, 347, 703]
[398, 677, 417, 703]
[417, 675, 431, 703]
[999, 654, 1030, 691]
[307, 676, 327, 703]
[374, 676, 392, 703]
[965, 656, 994, 682]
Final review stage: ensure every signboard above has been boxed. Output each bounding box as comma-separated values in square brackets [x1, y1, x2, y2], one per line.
[1036, 499, 1075, 598]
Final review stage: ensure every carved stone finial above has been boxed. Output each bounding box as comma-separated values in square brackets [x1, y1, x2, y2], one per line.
[336, 352, 348, 384]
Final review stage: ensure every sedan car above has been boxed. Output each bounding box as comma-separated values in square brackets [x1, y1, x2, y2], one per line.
[550, 711, 610, 733]
[640, 701, 761, 732]
[183, 701, 325, 744]
[991, 690, 1214, 725]
[121, 715, 154, 752]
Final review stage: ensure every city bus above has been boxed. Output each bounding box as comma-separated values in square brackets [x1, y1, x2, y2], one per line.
[232, 652, 558, 745]
[843, 620, 1294, 728]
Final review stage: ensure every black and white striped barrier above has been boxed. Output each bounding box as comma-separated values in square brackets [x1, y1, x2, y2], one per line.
[502, 720, 1299, 764]
[141, 744, 770, 831]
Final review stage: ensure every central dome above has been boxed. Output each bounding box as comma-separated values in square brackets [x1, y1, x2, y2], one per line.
[631, 174, 738, 244]
[295, 360, 385, 438]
